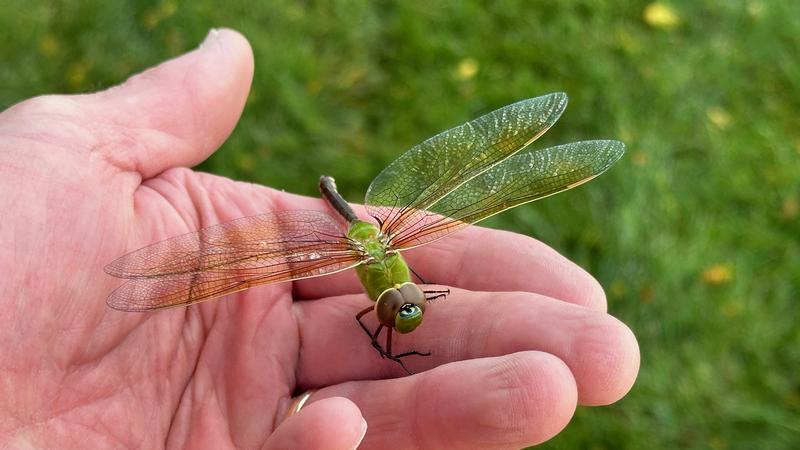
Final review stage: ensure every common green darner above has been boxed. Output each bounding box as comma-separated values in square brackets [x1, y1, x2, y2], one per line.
[106, 92, 624, 373]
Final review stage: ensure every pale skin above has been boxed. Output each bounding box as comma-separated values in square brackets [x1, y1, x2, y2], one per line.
[0, 29, 640, 449]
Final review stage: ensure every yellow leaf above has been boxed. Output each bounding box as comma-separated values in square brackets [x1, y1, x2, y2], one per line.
[644, 3, 680, 29]
[455, 58, 479, 81]
[706, 106, 732, 130]
[702, 264, 733, 285]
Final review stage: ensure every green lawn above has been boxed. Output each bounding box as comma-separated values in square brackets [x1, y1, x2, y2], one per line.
[2, 1, 798, 448]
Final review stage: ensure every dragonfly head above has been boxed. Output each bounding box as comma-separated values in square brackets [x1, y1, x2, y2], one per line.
[375, 282, 426, 334]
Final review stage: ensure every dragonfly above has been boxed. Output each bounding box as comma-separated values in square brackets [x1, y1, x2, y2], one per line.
[105, 92, 625, 373]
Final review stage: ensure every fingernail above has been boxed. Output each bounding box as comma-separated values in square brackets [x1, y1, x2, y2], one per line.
[200, 28, 220, 48]
[350, 418, 367, 450]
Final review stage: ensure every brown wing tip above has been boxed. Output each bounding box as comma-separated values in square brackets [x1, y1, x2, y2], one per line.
[106, 297, 147, 312]
[104, 262, 123, 277]
[106, 284, 154, 312]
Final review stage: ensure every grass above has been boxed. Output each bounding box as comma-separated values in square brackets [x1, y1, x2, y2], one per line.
[2, 1, 798, 448]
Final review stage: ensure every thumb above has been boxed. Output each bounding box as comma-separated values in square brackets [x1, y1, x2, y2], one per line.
[88, 28, 253, 178]
[264, 397, 367, 450]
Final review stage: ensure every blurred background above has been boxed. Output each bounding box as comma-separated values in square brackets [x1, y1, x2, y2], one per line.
[1, 0, 798, 448]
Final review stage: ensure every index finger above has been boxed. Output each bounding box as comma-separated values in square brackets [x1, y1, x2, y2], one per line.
[269, 189, 606, 311]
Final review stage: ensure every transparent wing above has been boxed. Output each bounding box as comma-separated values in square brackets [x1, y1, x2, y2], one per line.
[105, 210, 364, 311]
[385, 140, 625, 250]
[366, 92, 568, 237]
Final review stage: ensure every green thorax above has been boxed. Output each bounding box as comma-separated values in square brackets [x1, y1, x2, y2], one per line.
[347, 220, 412, 300]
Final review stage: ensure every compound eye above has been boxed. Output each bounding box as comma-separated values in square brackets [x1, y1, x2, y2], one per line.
[376, 288, 404, 327]
[394, 303, 423, 334]
[398, 282, 426, 310]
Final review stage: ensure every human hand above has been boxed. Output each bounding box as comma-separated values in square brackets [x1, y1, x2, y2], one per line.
[0, 29, 639, 449]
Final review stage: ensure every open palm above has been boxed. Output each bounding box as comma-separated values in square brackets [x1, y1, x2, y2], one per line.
[0, 30, 639, 449]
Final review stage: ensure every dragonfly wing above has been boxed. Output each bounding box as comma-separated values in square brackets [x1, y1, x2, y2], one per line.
[105, 210, 364, 310]
[107, 254, 363, 311]
[386, 140, 625, 250]
[366, 93, 567, 235]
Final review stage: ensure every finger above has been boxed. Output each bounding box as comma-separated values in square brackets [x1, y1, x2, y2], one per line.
[89, 28, 253, 178]
[267, 190, 607, 310]
[304, 352, 577, 449]
[294, 289, 639, 406]
[263, 397, 366, 450]
[404, 226, 607, 310]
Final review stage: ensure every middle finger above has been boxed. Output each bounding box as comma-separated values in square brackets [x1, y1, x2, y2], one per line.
[294, 288, 638, 406]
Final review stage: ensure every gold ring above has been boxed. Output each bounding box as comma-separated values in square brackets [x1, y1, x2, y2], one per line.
[283, 389, 316, 422]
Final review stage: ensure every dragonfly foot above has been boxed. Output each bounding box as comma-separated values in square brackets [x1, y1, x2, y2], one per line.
[394, 349, 431, 358]
[386, 355, 414, 375]
[376, 347, 431, 375]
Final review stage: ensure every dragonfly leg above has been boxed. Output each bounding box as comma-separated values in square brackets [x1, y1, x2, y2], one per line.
[355, 305, 376, 339]
[409, 262, 450, 301]
[424, 287, 450, 302]
[356, 306, 388, 355]
[409, 265, 429, 284]
[371, 325, 386, 357]
[384, 328, 413, 375]
[356, 305, 395, 356]
[355, 304, 430, 374]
